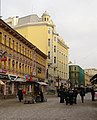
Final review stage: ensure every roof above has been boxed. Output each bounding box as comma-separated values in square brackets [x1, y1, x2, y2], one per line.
[17, 14, 41, 25]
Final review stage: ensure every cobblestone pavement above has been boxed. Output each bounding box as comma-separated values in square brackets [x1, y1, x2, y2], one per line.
[0, 93, 97, 120]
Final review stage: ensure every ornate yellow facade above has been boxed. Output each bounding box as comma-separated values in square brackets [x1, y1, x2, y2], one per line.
[0, 19, 47, 80]
[5, 11, 69, 89]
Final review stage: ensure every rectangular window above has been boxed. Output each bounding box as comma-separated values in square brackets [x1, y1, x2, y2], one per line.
[0, 32, 2, 43]
[54, 46, 56, 52]
[54, 57, 56, 63]
[22, 46, 24, 54]
[28, 50, 29, 57]
[48, 39, 50, 46]
[16, 42, 18, 51]
[25, 48, 26, 55]
[48, 28, 50, 34]
[12, 40, 14, 49]
[4, 35, 7, 45]
[54, 37, 56, 42]
[8, 38, 11, 47]
[19, 44, 21, 53]
[48, 51, 50, 59]
[75, 67, 76, 70]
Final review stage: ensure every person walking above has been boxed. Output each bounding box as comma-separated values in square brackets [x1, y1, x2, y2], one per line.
[17, 88, 23, 102]
[64, 88, 69, 105]
[39, 90, 44, 102]
[80, 87, 85, 103]
[68, 88, 74, 105]
[91, 87, 95, 101]
[59, 83, 64, 103]
[73, 87, 78, 104]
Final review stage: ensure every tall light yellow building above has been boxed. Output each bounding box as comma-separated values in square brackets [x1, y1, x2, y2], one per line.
[5, 11, 69, 89]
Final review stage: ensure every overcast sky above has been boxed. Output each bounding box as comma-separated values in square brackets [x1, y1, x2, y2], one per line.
[1, 0, 97, 69]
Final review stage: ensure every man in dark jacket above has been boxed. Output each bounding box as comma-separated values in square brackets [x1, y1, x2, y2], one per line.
[64, 88, 69, 105]
[91, 87, 95, 101]
[17, 88, 23, 102]
[80, 87, 85, 103]
[68, 88, 74, 105]
[59, 84, 64, 103]
[73, 87, 78, 104]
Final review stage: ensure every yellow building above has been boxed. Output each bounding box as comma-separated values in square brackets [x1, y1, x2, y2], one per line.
[5, 11, 69, 90]
[0, 19, 47, 96]
[84, 71, 92, 86]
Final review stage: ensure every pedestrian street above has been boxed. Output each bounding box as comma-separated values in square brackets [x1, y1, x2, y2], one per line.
[0, 93, 97, 120]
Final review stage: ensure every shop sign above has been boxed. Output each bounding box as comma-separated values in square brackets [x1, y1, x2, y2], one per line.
[0, 69, 7, 73]
[0, 57, 7, 61]
[0, 74, 9, 80]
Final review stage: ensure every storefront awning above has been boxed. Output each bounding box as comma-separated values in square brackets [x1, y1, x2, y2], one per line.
[90, 74, 97, 84]
[15, 77, 25, 82]
[0, 80, 5, 85]
[37, 82, 48, 86]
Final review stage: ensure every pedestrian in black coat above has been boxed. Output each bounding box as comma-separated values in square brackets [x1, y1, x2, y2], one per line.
[68, 88, 74, 105]
[59, 84, 64, 103]
[91, 87, 95, 101]
[80, 87, 85, 103]
[64, 89, 69, 105]
[39, 90, 44, 102]
[17, 89, 23, 102]
[73, 88, 78, 104]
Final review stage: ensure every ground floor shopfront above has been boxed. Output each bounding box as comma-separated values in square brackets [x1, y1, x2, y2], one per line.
[0, 73, 48, 99]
